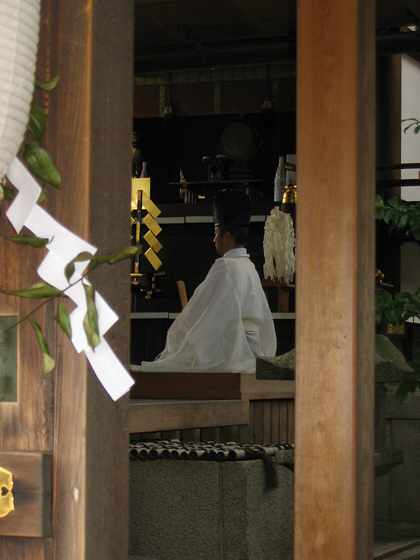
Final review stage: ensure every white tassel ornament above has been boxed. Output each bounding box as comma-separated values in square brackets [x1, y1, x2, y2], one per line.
[263, 207, 296, 283]
[0, 0, 41, 180]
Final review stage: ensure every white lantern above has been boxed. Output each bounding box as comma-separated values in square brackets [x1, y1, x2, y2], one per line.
[0, 0, 41, 180]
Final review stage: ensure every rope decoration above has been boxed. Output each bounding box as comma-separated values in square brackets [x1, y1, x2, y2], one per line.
[130, 440, 295, 490]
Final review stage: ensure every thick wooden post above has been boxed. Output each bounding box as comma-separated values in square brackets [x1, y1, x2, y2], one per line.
[0, 0, 133, 558]
[50, 1, 133, 558]
[295, 1, 376, 559]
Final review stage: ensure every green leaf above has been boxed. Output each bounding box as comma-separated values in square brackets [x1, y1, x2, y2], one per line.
[408, 352, 420, 371]
[402, 118, 420, 134]
[55, 299, 72, 339]
[384, 309, 402, 326]
[35, 75, 60, 91]
[403, 122, 416, 134]
[411, 227, 420, 242]
[23, 142, 61, 188]
[3, 282, 61, 299]
[375, 207, 385, 220]
[37, 186, 47, 203]
[29, 319, 55, 375]
[2, 186, 16, 200]
[383, 211, 392, 225]
[90, 246, 142, 269]
[83, 283, 100, 349]
[376, 290, 393, 306]
[4, 235, 49, 248]
[28, 104, 47, 142]
[64, 251, 94, 281]
[387, 197, 399, 208]
[395, 381, 412, 404]
[398, 212, 408, 231]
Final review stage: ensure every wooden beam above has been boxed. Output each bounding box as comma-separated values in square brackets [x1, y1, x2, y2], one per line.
[130, 371, 243, 399]
[129, 399, 249, 433]
[130, 370, 295, 400]
[295, 0, 376, 559]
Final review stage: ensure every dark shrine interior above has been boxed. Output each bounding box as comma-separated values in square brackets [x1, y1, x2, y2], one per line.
[130, 0, 420, 365]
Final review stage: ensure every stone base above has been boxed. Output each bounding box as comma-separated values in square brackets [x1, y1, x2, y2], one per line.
[129, 458, 294, 560]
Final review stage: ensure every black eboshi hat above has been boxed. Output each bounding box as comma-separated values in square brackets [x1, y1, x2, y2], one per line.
[213, 189, 251, 228]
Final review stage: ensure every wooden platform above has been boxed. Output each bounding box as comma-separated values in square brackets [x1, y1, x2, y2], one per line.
[128, 399, 249, 433]
[374, 539, 420, 559]
[130, 371, 242, 399]
[130, 369, 295, 400]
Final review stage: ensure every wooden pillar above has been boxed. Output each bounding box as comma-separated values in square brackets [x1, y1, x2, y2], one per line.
[0, 0, 133, 558]
[51, 1, 133, 558]
[295, 1, 376, 559]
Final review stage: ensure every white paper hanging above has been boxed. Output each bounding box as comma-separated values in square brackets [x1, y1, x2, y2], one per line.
[6, 158, 134, 400]
[1, 1, 134, 400]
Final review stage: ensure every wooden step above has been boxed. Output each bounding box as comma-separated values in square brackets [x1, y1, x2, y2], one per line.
[374, 539, 420, 559]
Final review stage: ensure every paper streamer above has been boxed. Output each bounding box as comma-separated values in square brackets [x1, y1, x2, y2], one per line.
[0, 1, 133, 400]
[6, 157, 134, 401]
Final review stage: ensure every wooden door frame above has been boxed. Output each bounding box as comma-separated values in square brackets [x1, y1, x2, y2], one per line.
[0, 0, 376, 557]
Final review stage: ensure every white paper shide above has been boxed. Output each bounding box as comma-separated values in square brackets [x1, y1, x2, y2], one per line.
[0, 1, 134, 400]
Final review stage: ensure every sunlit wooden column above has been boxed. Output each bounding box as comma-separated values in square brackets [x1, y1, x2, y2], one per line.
[295, 1, 376, 559]
[47, 0, 133, 558]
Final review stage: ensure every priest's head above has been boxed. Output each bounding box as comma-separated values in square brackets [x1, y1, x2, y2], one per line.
[213, 190, 251, 256]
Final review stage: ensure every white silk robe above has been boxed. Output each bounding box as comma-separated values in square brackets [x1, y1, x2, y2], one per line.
[139, 253, 277, 373]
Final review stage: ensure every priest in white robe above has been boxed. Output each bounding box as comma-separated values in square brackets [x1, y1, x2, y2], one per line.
[139, 190, 277, 373]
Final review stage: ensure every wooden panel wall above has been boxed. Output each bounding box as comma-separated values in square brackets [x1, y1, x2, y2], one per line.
[135, 399, 295, 445]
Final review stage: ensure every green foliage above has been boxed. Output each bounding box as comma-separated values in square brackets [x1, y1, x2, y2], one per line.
[55, 299, 72, 340]
[64, 246, 141, 281]
[21, 77, 61, 189]
[375, 288, 420, 327]
[402, 117, 420, 135]
[2, 185, 16, 200]
[83, 284, 100, 350]
[0, 245, 142, 369]
[29, 319, 55, 375]
[23, 141, 61, 188]
[3, 281, 62, 299]
[64, 251, 95, 281]
[375, 194, 420, 242]
[35, 75, 60, 92]
[27, 104, 47, 142]
[90, 245, 142, 268]
[395, 352, 420, 404]
[5, 235, 49, 248]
